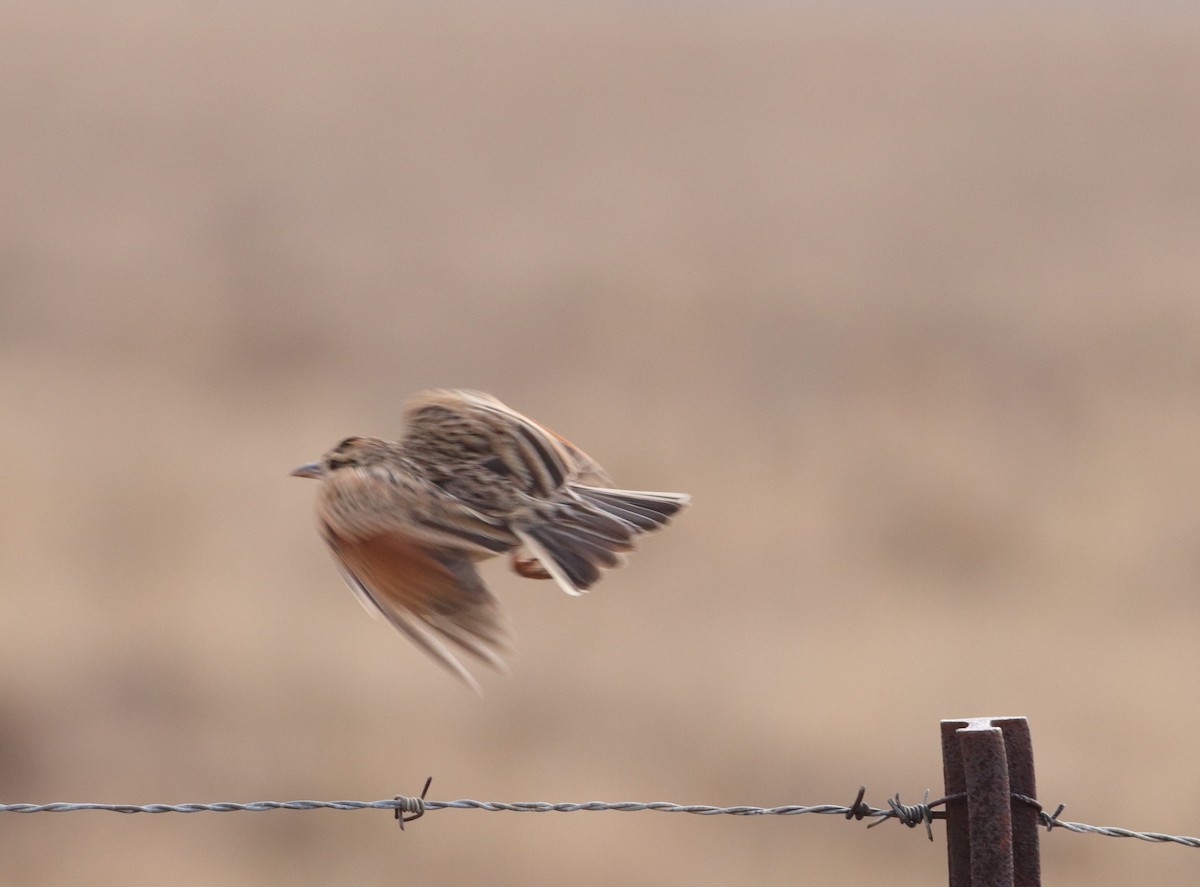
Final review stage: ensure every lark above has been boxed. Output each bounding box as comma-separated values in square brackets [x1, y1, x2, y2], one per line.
[292, 389, 689, 692]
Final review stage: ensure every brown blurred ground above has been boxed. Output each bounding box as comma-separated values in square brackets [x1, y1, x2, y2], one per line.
[2, 2, 1200, 884]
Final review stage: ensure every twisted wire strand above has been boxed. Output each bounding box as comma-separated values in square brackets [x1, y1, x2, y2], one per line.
[1043, 820, 1200, 849]
[2, 793, 1198, 848]
[0, 799, 861, 817]
[428, 800, 858, 816]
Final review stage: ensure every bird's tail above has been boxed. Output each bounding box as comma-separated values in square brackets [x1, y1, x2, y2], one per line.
[513, 485, 690, 596]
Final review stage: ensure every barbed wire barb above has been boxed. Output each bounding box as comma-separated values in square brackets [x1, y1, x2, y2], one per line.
[870, 789, 936, 841]
[395, 777, 432, 831]
[843, 786, 874, 822]
[1041, 803, 1067, 832]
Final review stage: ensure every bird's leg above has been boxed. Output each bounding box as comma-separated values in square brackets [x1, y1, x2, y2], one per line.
[511, 550, 552, 580]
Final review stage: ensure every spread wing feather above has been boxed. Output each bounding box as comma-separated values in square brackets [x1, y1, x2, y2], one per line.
[321, 520, 511, 693]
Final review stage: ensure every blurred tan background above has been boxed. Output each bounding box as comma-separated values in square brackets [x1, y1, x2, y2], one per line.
[2, 2, 1199, 884]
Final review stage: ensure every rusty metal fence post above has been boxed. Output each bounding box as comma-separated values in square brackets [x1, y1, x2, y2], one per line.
[941, 717, 1041, 887]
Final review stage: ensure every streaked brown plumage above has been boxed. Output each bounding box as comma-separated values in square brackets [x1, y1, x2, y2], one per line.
[291, 389, 689, 692]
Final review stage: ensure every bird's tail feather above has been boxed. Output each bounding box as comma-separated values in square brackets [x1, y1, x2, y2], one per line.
[514, 486, 689, 596]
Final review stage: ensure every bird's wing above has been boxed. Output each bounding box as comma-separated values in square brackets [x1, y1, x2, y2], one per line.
[398, 389, 690, 597]
[402, 389, 610, 495]
[320, 520, 512, 693]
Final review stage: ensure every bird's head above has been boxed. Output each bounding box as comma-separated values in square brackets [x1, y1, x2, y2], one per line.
[290, 436, 392, 479]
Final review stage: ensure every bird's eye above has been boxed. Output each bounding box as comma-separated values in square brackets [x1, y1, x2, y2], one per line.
[327, 454, 355, 471]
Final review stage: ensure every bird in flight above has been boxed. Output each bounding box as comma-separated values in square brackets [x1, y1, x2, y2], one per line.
[292, 389, 689, 692]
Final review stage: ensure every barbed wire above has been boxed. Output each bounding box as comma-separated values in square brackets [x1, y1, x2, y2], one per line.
[2, 783, 1198, 848]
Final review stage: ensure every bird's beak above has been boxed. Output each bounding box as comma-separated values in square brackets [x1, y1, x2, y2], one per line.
[290, 462, 324, 479]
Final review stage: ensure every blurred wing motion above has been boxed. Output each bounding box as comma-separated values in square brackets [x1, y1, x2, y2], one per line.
[320, 519, 511, 696]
